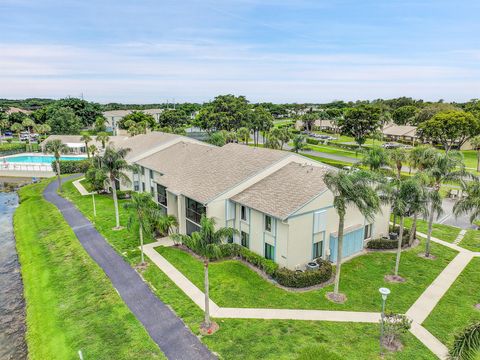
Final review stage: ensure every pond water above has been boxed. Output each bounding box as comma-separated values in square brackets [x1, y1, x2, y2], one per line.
[0, 178, 27, 360]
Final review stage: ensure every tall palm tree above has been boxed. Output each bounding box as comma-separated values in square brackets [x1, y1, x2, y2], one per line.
[449, 322, 480, 360]
[408, 145, 437, 174]
[96, 132, 110, 149]
[88, 144, 98, 158]
[237, 127, 250, 145]
[11, 122, 24, 141]
[324, 169, 380, 300]
[124, 192, 162, 264]
[453, 179, 480, 224]
[22, 118, 35, 151]
[171, 216, 236, 330]
[101, 146, 132, 229]
[424, 151, 466, 257]
[0, 116, 10, 144]
[80, 133, 93, 158]
[45, 139, 69, 192]
[388, 147, 407, 180]
[361, 146, 389, 172]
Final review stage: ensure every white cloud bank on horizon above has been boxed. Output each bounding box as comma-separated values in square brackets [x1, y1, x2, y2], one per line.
[1, 42, 479, 103]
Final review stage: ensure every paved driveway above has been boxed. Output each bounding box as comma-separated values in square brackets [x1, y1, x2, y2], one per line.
[44, 176, 216, 360]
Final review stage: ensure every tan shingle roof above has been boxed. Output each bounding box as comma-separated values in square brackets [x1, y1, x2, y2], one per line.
[231, 162, 330, 219]
[138, 142, 290, 204]
[382, 124, 417, 137]
[6, 107, 32, 115]
[111, 132, 181, 161]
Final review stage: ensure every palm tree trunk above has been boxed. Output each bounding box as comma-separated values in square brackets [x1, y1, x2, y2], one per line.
[426, 199, 435, 257]
[111, 177, 120, 228]
[409, 212, 417, 246]
[204, 259, 211, 327]
[394, 216, 404, 276]
[86, 143, 90, 158]
[139, 226, 145, 264]
[477, 150, 480, 173]
[334, 215, 345, 295]
[55, 160, 62, 192]
[392, 214, 397, 230]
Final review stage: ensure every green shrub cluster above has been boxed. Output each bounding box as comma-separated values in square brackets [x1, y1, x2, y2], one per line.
[51, 159, 91, 174]
[216, 243, 279, 276]
[366, 229, 410, 250]
[0, 142, 26, 155]
[116, 190, 132, 199]
[306, 137, 320, 145]
[274, 259, 332, 288]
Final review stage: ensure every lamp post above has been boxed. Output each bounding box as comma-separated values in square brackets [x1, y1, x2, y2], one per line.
[379, 287, 391, 354]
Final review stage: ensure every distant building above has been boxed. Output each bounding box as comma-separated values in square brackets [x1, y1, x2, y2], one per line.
[102, 109, 164, 135]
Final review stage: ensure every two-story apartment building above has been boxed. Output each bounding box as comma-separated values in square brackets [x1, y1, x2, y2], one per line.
[130, 135, 390, 270]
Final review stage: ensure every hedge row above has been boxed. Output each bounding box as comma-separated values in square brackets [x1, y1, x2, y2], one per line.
[193, 242, 332, 288]
[306, 137, 320, 145]
[51, 159, 91, 174]
[366, 227, 411, 250]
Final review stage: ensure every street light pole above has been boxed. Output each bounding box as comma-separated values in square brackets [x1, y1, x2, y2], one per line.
[379, 287, 391, 355]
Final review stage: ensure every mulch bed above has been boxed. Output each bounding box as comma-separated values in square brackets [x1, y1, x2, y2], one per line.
[384, 274, 406, 283]
[326, 292, 347, 304]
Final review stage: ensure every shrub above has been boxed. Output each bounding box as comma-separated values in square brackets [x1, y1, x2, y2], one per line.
[306, 137, 319, 145]
[366, 235, 409, 250]
[0, 142, 25, 155]
[51, 159, 91, 174]
[116, 190, 132, 199]
[382, 313, 412, 350]
[275, 259, 332, 288]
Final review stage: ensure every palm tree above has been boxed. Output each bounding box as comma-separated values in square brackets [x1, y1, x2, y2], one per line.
[0, 116, 10, 144]
[96, 132, 110, 149]
[34, 123, 51, 142]
[449, 322, 480, 360]
[324, 169, 380, 301]
[408, 145, 437, 174]
[88, 144, 98, 158]
[388, 147, 407, 180]
[278, 127, 292, 150]
[101, 146, 132, 229]
[470, 136, 480, 172]
[292, 134, 307, 153]
[124, 192, 161, 264]
[361, 146, 389, 172]
[237, 127, 250, 145]
[11, 123, 24, 141]
[264, 130, 280, 149]
[156, 214, 179, 237]
[22, 118, 35, 151]
[45, 139, 69, 192]
[424, 151, 466, 257]
[171, 216, 236, 331]
[453, 179, 480, 224]
[80, 133, 93, 158]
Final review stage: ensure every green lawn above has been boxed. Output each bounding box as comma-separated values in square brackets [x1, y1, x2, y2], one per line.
[403, 217, 461, 243]
[156, 240, 456, 313]
[79, 177, 93, 192]
[459, 229, 480, 252]
[14, 180, 165, 360]
[422, 257, 480, 347]
[303, 142, 362, 159]
[62, 179, 436, 359]
[301, 153, 354, 168]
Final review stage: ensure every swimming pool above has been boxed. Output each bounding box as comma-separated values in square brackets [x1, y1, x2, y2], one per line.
[3, 155, 87, 164]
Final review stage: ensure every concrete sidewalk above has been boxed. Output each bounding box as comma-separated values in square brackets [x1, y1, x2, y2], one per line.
[45, 176, 216, 360]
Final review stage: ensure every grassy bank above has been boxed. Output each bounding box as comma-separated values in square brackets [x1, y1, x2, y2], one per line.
[60, 179, 437, 359]
[14, 180, 164, 360]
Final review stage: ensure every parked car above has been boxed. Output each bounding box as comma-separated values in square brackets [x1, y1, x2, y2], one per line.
[19, 131, 30, 141]
[382, 142, 400, 149]
[3, 131, 13, 137]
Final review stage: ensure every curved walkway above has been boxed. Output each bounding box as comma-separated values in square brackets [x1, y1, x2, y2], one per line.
[43, 176, 216, 360]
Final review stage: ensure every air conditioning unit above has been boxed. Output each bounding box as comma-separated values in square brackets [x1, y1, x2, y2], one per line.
[306, 262, 319, 271]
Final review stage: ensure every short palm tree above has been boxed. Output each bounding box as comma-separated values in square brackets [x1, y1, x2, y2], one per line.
[292, 134, 307, 153]
[11, 122, 24, 141]
[361, 146, 389, 172]
[156, 214, 179, 237]
[449, 322, 480, 360]
[88, 144, 98, 158]
[45, 139, 69, 192]
[124, 192, 161, 264]
[408, 145, 437, 174]
[453, 179, 480, 224]
[424, 151, 466, 257]
[324, 169, 380, 301]
[22, 118, 35, 151]
[171, 216, 236, 331]
[470, 136, 480, 172]
[96, 132, 110, 149]
[101, 146, 132, 229]
[237, 127, 250, 145]
[80, 133, 93, 158]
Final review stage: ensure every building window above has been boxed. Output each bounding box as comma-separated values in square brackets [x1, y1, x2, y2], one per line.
[150, 186, 154, 196]
[364, 224, 373, 240]
[264, 243, 274, 260]
[185, 197, 206, 225]
[150, 169, 154, 180]
[265, 215, 272, 232]
[133, 180, 139, 192]
[241, 231, 249, 248]
[241, 205, 247, 221]
[142, 182, 145, 192]
[227, 234, 234, 244]
[141, 167, 145, 176]
[156, 184, 167, 207]
[312, 231, 325, 260]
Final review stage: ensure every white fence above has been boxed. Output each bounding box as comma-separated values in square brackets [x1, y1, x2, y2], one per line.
[1, 163, 53, 172]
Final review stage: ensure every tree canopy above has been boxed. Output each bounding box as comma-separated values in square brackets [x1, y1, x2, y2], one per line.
[392, 105, 418, 125]
[158, 109, 189, 128]
[338, 106, 381, 147]
[118, 111, 156, 130]
[46, 107, 82, 134]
